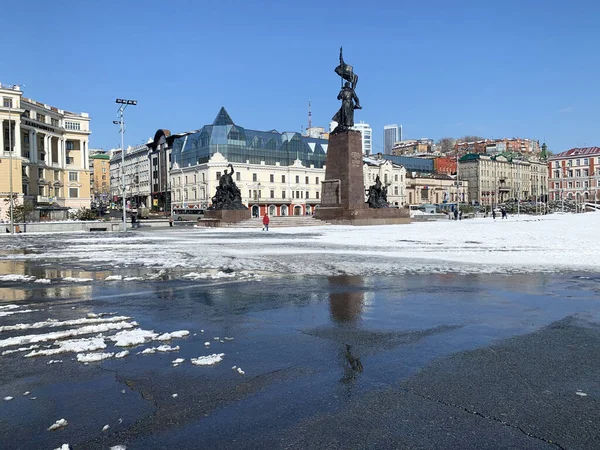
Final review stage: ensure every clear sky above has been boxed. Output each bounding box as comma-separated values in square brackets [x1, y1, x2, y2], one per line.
[3, 0, 600, 153]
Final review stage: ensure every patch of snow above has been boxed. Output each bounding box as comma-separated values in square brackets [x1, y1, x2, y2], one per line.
[1, 344, 40, 356]
[0, 322, 134, 349]
[34, 278, 51, 284]
[0, 309, 40, 317]
[0, 315, 132, 333]
[123, 277, 144, 281]
[48, 418, 68, 431]
[191, 353, 224, 366]
[0, 274, 36, 282]
[62, 277, 93, 283]
[102, 424, 110, 432]
[25, 337, 106, 358]
[104, 275, 123, 281]
[576, 391, 588, 397]
[224, 337, 234, 341]
[4, 396, 13, 401]
[109, 329, 157, 347]
[141, 345, 180, 354]
[47, 360, 63, 365]
[172, 393, 178, 398]
[231, 366, 237, 370]
[172, 358, 185, 366]
[213, 337, 220, 341]
[22, 391, 30, 396]
[0, 305, 20, 310]
[156, 330, 190, 341]
[54, 445, 70, 450]
[204, 342, 210, 347]
[237, 367, 245, 375]
[110, 446, 127, 450]
[76, 352, 114, 363]
[115, 351, 129, 359]
[30, 397, 37, 400]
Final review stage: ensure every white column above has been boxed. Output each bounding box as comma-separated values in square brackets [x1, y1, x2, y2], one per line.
[14, 120, 21, 158]
[60, 139, 65, 168]
[0, 120, 4, 155]
[28, 130, 35, 161]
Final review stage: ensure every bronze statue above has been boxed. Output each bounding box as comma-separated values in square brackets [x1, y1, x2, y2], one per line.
[366, 175, 389, 208]
[332, 47, 361, 133]
[208, 164, 246, 210]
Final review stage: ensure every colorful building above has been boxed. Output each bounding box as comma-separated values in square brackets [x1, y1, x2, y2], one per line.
[548, 147, 600, 203]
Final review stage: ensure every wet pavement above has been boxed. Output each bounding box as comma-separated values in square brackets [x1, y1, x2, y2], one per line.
[0, 265, 599, 449]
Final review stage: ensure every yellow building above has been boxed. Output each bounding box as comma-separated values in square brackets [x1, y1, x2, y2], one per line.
[89, 153, 110, 203]
[0, 83, 91, 220]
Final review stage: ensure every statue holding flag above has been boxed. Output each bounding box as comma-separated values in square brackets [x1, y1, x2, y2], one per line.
[332, 47, 362, 133]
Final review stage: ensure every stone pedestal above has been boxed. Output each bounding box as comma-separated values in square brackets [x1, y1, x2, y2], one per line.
[202, 209, 250, 226]
[315, 129, 410, 226]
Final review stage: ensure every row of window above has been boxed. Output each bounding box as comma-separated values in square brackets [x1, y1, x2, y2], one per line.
[23, 185, 81, 198]
[553, 158, 598, 168]
[553, 168, 600, 178]
[173, 173, 324, 186]
[553, 180, 600, 189]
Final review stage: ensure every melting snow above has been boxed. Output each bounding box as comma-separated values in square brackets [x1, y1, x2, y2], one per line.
[0, 309, 40, 317]
[105, 275, 123, 281]
[576, 391, 588, 397]
[76, 352, 114, 363]
[34, 278, 51, 284]
[0, 315, 132, 333]
[0, 274, 36, 282]
[140, 345, 180, 355]
[54, 445, 70, 450]
[47, 360, 63, 364]
[2, 344, 40, 356]
[102, 424, 110, 432]
[172, 393, 178, 398]
[156, 330, 189, 341]
[24, 337, 106, 358]
[172, 358, 185, 367]
[4, 396, 13, 401]
[191, 353, 225, 366]
[109, 329, 157, 347]
[62, 277, 93, 282]
[115, 351, 129, 358]
[48, 418, 68, 431]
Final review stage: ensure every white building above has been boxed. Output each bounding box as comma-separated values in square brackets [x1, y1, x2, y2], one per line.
[329, 120, 372, 155]
[548, 147, 600, 203]
[384, 124, 402, 155]
[0, 82, 91, 219]
[363, 157, 406, 207]
[109, 143, 151, 209]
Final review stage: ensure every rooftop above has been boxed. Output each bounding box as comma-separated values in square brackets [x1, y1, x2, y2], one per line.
[549, 147, 600, 159]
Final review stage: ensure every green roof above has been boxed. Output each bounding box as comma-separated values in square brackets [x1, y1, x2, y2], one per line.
[90, 154, 110, 160]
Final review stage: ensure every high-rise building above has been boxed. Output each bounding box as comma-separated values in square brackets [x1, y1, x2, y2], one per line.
[329, 120, 372, 155]
[384, 124, 402, 154]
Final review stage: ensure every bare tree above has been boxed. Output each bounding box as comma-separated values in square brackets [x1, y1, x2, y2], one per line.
[436, 137, 455, 154]
[458, 135, 485, 143]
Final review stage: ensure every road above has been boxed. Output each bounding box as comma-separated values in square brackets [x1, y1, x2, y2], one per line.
[0, 270, 599, 449]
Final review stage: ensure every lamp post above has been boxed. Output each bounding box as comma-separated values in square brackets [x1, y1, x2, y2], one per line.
[456, 147, 460, 218]
[8, 102, 14, 234]
[114, 98, 137, 232]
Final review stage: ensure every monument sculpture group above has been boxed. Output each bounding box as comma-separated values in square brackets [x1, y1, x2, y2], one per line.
[314, 48, 410, 225]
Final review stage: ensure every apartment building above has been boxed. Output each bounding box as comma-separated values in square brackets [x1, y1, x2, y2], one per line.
[109, 143, 151, 209]
[0, 83, 91, 220]
[459, 153, 548, 206]
[548, 147, 600, 203]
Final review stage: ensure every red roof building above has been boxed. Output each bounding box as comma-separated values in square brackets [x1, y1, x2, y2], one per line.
[548, 147, 600, 202]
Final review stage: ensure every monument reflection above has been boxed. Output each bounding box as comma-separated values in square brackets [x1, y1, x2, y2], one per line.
[328, 275, 365, 324]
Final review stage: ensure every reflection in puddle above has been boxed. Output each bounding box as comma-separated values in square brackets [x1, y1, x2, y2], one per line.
[328, 276, 365, 324]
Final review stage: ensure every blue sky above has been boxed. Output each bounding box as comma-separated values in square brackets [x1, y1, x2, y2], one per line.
[3, 0, 600, 153]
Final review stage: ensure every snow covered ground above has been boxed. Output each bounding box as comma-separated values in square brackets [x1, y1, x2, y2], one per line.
[0, 213, 599, 277]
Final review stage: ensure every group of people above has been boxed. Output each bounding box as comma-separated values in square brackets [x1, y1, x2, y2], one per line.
[491, 207, 508, 220]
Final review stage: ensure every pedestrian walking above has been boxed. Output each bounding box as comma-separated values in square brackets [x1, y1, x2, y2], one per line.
[492, 209, 496, 220]
[262, 213, 270, 231]
[169, 215, 174, 227]
[459, 211, 463, 221]
[501, 208, 507, 219]
[131, 214, 137, 229]
[453, 209, 458, 221]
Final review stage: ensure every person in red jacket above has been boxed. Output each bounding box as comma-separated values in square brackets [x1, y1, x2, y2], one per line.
[262, 213, 270, 231]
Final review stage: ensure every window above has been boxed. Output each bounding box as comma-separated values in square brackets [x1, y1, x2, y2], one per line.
[576, 159, 580, 166]
[249, 190, 252, 198]
[306, 191, 309, 199]
[584, 158, 589, 165]
[253, 173, 257, 182]
[305, 176, 309, 184]
[194, 174, 197, 183]
[394, 186, 399, 195]
[38, 186, 45, 196]
[102, 175, 106, 180]
[421, 189, 428, 200]
[584, 169, 589, 176]
[54, 187, 60, 197]
[185, 176, 188, 184]
[270, 190, 275, 198]
[54, 171, 59, 180]
[236, 172, 240, 181]
[316, 192, 320, 199]
[69, 172, 78, 182]
[555, 183, 560, 189]
[384, 174, 388, 184]
[567, 160, 572, 167]
[282, 191, 286, 198]
[568, 182, 573, 188]
[295, 176, 300, 184]
[69, 188, 78, 198]
[65, 121, 81, 131]
[66, 141, 74, 150]
[554, 161, 560, 168]
[270, 174, 274, 183]
[38, 168, 44, 179]
[3, 97, 12, 108]
[316, 177, 319, 184]
[216, 172, 221, 180]
[51, 118, 59, 127]
[37, 114, 46, 123]
[395, 175, 398, 182]
[66, 157, 74, 165]
[282, 175, 286, 183]
[576, 181, 581, 188]
[575, 170, 581, 177]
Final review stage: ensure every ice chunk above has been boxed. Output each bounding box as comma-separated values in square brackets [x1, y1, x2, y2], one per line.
[34, 278, 51, 284]
[76, 352, 114, 363]
[54, 445, 70, 450]
[156, 330, 189, 341]
[172, 393, 178, 398]
[3, 396, 13, 401]
[191, 353, 224, 366]
[104, 275, 123, 281]
[48, 418, 68, 431]
[115, 351, 129, 359]
[109, 329, 157, 347]
[62, 277, 93, 283]
[102, 424, 110, 432]
[25, 337, 106, 358]
[140, 345, 180, 355]
[237, 367, 245, 375]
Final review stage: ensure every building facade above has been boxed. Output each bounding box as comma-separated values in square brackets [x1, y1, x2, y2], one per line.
[170, 108, 328, 217]
[0, 83, 91, 220]
[459, 153, 548, 206]
[329, 120, 372, 155]
[456, 138, 541, 157]
[89, 153, 110, 204]
[384, 124, 402, 155]
[109, 143, 151, 209]
[391, 138, 434, 156]
[363, 158, 406, 207]
[146, 129, 173, 212]
[405, 173, 469, 206]
[548, 147, 600, 203]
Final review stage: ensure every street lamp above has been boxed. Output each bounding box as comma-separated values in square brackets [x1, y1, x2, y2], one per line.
[114, 98, 137, 232]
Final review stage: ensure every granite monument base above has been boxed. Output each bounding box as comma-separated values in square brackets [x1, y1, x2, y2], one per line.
[201, 209, 251, 227]
[315, 206, 410, 226]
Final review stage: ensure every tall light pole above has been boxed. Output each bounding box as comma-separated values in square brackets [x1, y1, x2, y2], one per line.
[456, 146, 460, 218]
[8, 102, 14, 234]
[115, 98, 137, 232]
